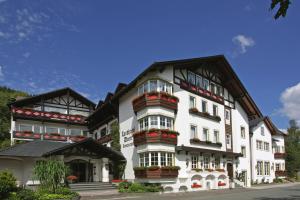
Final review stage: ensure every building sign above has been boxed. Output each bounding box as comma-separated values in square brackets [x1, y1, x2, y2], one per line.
[122, 128, 135, 148]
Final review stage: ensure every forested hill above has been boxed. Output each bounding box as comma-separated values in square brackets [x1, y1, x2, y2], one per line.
[0, 86, 28, 145]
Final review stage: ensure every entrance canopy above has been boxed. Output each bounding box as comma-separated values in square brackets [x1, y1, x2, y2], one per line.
[0, 138, 125, 162]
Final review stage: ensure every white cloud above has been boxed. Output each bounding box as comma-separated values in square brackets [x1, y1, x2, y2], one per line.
[232, 34, 255, 54]
[280, 83, 300, 124]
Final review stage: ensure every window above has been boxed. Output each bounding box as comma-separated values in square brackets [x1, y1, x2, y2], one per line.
[190, 125, 197, 139]
[70, 129, 82, 136]
[33, 125, 41, 133]
[226, 134, 231, 149]
[264, 142, 270, 151]
[189, 96, 196, 109]
[241, 146, 246, 158]
[19, 124, 32, 132]
[145, 153, 149, 166]
[210, 82, 216, 94]
[204, 156, 210, 169]
[275, 146, 281, 153]
[264, 162, 270, 176]
[215, 157, 221, 169]
[203, 128, 209, 141]
[195, 75, 202, 88]
[151, 152, 159, 166]
[203, 79, 209, 91]
[167, 153, 174, 166]
[256, 140, 263, 150]
[161, 153, 166, 166]
[276, 163, 280, 171]
[213, 105, 218, 116]
[160, 116, 166, 128]
[140, 153, 145, 167]
[213, 130, 219, 143]
[150, 80, 157, 92]
[216, 85, 223, 96]
[100, 128, 107, 137]
[261, 127, 265, 136]
[257, 161, 263, 176]
[241, 126, 246, 139]
[150, 116, 158, 128]
[138, 116, 173, 130]
[225, 109, 231, 124]
[191, 155, 198, 169]
[139, 152, 174, 167]
[46, 127, 58, 134]
[202, 100, 208, 113]
[188, 71, 196, 85]
[138, 80, 172, 95]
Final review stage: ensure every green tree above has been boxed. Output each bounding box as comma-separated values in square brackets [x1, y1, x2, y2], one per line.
[285, 120, 300, 178]
[34, 159, 69, 193]
[270, 0, 292, 19]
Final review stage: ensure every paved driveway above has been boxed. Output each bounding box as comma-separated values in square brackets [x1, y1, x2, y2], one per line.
[81, 183, 300, 200]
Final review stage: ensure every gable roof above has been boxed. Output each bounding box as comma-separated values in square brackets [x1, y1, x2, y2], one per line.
[112, 55, 263, 119]
[9, 87, 96, 108]
[0, 138, 125, 161]
[249, 116, 284, 136]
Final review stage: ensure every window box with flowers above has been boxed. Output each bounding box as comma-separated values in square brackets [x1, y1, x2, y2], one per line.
[189, 108, 221, 122]
[133, 166, 180, 179]
[218, 181, 226, 187]
[215, 169, 225, 173]
[133, 129, 179, 146]
[191, 183, 202, 189]
[190, 139, 222, 148]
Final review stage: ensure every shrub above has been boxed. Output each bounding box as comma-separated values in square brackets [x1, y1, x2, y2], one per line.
[128, 183, 146, 193]
[34, 160, 69, 193]
[118, 181, 132, 193]
[36, 187, 78, 200]
[15, 189, 38, 200]
[0, 170, 17, 199]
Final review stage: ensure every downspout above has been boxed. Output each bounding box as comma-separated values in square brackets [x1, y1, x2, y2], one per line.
[249, 131, 253, 186]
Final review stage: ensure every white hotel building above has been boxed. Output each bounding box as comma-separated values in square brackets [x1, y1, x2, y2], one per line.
[0, 55, 286, 192]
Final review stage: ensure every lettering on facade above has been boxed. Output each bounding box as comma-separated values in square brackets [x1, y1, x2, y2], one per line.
[122, 128, 135, 148]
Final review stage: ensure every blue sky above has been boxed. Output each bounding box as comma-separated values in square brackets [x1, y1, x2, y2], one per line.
[0, 0, 299, 129]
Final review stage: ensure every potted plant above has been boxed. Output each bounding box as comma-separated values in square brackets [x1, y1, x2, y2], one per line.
[66, 175, 78, 184]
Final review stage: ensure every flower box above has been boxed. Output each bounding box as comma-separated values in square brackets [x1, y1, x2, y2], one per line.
[132, 92, 179, 113]
[134, 166, 179, 179]
[218, 182, 226, 187]
[216, 169, 225, 172]
[189, 109, 221, 123]
[206, 169, 214, 172]
[133, 129, 178, 146]
[191, 183, 202, 188]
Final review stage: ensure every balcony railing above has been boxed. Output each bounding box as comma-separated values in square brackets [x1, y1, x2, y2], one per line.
[12, 108, 87, 125]
[134, 166, 179, 179]
[13, 131, 87, 142]
[133, 129, 179, 146]
[275, 170, 287, 177]
[180, 80, 224, 104]
[97, 134, 112, 144]
[274, 153, 286, 159]
[132, 92, 179, 113]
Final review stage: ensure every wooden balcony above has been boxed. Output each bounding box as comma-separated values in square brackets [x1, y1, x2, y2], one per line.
[97, 134, 112, 144]
[13, 131, 87, 142]
[180, 80, 224, 104]
[133, 129, 179, 146]
[134, 166, 179, 179]
[132, 92, 179, 113]
[275, 170, 287, 177]
[274, 153, 286, 159]
[12, 107, 87, 125]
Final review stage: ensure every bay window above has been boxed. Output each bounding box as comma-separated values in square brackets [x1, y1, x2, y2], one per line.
[69, 129, 82, 136]
[138, 115, 173, 131]
[138, 79, 173, 95]
[204, 156, 210, 169]
[19, 124, 32, 132]
[138, 152, 175, 167]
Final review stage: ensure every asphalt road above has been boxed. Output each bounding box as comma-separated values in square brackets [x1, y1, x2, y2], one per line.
[82, 184, 300, 200]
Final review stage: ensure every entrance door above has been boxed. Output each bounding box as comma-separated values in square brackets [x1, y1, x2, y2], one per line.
[68, 159, 93, 183]
[227, 163, 233, 179]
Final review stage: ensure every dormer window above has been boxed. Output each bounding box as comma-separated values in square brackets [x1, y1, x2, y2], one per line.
[138, 79, 172, 95]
